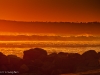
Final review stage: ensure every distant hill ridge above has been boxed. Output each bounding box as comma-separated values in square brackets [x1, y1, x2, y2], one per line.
[0, 19, 100, 34]
[0, 19, 100, 23]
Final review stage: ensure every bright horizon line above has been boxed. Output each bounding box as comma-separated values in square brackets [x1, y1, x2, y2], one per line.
[0, 32, 99, 37]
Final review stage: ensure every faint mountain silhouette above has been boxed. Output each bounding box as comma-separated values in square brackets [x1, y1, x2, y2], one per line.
[0, 19, 100, 35]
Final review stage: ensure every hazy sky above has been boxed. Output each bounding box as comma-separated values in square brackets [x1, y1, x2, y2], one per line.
[0, 0, 100, 22]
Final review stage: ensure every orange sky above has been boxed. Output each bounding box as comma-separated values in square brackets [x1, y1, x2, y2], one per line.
[0, 0, 100, 22]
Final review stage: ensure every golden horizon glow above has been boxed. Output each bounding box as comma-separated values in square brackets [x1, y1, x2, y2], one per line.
[0, 32, 99, 37]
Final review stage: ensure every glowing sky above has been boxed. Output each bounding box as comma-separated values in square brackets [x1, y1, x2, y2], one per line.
[0, 0, 100, 22]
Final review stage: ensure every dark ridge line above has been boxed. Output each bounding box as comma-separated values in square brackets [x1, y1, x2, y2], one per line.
[0, 19, 100, 24]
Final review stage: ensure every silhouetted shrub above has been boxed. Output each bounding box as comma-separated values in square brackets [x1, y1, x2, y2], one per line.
[76, 50, 100, 72]
[23, 48, 47, 61]
[7, 55, 22, 70]
[0, 48, 100, 75]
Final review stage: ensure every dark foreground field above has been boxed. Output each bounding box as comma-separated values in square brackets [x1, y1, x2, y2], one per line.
[0, 48, 100, 75]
